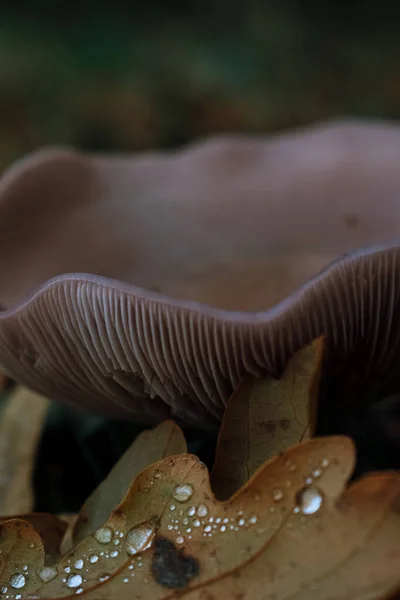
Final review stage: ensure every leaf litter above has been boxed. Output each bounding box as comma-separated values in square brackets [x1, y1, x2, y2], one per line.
[0, 342, 397, 599]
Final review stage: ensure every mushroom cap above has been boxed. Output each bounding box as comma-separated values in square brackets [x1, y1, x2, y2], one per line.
[1, 119, 400, 427]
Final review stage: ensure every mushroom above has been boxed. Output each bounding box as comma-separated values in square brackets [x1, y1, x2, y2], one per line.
[1, 119, 400, 428]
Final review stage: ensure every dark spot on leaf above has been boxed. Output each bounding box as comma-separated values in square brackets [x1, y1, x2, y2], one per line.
[258, 419, 290, 434]
[151, 535, 200, 589]
[259, 421, 277, 434]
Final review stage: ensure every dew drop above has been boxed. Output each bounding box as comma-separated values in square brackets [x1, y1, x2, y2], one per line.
[220, 525, 226, 532]
[22, 565, 28, 572]
[197, 504, 208, 517]
[94, 526, 113, 544]
[74, 559, 84, 570]
[297, 486, 323, 515]
[193, 519, 200, 527]
[123, 577, 129, 583]
[169, 504, 176, 511]
[16, 594, 22, 599]
[304, 476, 313, 485]
[89, 555, 99, 564]
[0, 585, 7, 594]
[237, 518, 245, 526]
[66, 574, 83, 589]
[167, 524, 173, 531]
[98, 574, 110, 582]
[204, 525, 212, 533]
[126, 521, 155, 555]
[10, 574, 26, 589]
[39, 566, 58, 583]
[248, 515, 258, 524]
[321, 458, 330, 468]
[187, 506, 196, 516]
[272, 488, 284, 502]
[312, 469, 322, 478]
[175, 535, 185, 545]
[172, 483, 194, 502]
[64, 566, 71, 573]
[182, 518, 189, 526]
[110, 550, 119, 558]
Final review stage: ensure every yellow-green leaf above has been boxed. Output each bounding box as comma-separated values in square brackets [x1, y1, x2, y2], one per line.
[0, 386, 49, 515]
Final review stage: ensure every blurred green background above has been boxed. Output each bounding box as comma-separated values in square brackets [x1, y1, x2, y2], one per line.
[1, 1, 400, 512]
[1, 1, 400, 171]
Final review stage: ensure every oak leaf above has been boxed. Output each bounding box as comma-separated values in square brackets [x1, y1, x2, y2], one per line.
[0, 434, 398, 599]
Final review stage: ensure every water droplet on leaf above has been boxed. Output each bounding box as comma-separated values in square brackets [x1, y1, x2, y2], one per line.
[66, 574, 83, 589]
[94, 526, 113, 544]
[74, 559, 84, 570]
[272, 488, 284, 502]
[285, 460, 297, 471]
[297, 486, 323, 515]
[197, 504, 208, 517]
[126, 521, 155, 555]
[89, 554, 99, 564]
[248, 515, 258, 524]
[39, 567, 58, 583]
[173, 483, 194, 502]
[10, 574, 25, 589]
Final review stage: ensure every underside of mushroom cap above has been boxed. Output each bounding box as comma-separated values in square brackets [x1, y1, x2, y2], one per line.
[1, 119, 400, 427]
